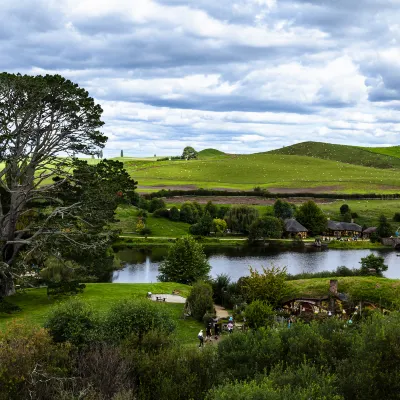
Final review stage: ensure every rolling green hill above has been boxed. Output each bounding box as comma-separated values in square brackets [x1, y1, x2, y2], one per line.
[267, 141, 400, 169]
[197, 148, 226, 158]
[362, 146, 400, 159]
[128, 152, 400, 193]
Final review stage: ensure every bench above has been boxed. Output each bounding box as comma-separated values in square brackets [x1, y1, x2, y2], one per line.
[156, 296, 166, 302]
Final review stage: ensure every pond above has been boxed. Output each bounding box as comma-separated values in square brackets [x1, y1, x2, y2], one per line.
[112, 246, 400, 283]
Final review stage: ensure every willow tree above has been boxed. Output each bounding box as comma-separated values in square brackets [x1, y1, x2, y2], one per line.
[0, 73, 107, 296]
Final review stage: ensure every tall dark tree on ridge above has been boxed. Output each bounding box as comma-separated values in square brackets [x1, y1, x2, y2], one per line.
[0, 73, 108, 296]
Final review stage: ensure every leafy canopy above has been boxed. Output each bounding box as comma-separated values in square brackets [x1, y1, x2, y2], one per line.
[296, 201, 327, 236]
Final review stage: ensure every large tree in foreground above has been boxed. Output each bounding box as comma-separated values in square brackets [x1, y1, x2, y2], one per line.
[0, 73, 107, 296]
[157, 236, 210, 284]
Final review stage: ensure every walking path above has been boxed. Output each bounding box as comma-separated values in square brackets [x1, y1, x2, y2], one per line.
[215, 305, 229, 319]
[150, 294, 186, 303]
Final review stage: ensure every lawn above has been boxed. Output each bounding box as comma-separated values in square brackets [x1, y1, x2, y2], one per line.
[0, 283, 203, 345]
[128, 152, 400, 193]
[362, 146, 400, 159]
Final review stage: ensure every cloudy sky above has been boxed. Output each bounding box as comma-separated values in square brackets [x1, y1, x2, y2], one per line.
[2, 0, 400, 156]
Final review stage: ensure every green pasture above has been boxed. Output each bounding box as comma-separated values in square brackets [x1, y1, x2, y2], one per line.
[0, 283, 203, 345]
[128, 153, 400, 193]
[268, 141, 400, 169]
[363, 146, 400, 159]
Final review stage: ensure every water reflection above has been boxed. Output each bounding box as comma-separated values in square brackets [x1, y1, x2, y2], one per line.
[112, 246, 399, 283]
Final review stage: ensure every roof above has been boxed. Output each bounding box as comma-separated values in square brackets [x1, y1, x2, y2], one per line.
[284, 218, 308, 232]
[327, 220, 362, 232]
[363, 227, 377, 234]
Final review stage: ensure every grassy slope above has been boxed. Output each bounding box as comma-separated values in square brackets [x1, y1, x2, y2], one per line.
[0, 283, 203, 345]
[362, 146, 400, 159]
[268, 141, 400, 169]
[129, 153, 400, 193]
[197, 148, 227, 159]
[286, 277, 400, 308]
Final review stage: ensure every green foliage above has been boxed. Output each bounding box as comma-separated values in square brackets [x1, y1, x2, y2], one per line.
[341, 211, 352, 223]
[187, 281, 214, 321]
[0, 297, 21, 314]
[244, 300, 274, 329]
[241, 266, 288, 306]
[169, 206, 180, 221]
[149, 198, 166, 213]
[376, 214, 393, 238]
[141, 227, 152, 237]
[225, 206, 259, 234]
[211, 274, 231, 305]
[340, 204, 350, 214]
[359, 254, 388, 276]
[393, 212, 400, 222]
[46, 281, 86, 297]
[273, 199, 295, 219]
[249, 216, 283, 241]
[180, 201, 200, 224]
[158, 236, 211, 284]
[189, 212, 213, 236]
[296, 200, 327, 236]
[137, 209, 148, 219]
[103, 299, 176, 343]
[44, 298, 97, 347]
[182, 146, 198, 160]
[153, 208, 170, 218]
[213, 218, 227, 236]
[217, 206, 231, 219]
[136, 218, 145, 233]
[205, 201, 218, 218]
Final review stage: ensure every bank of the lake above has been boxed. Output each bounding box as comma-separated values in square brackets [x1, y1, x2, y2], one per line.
[113, 246, 400, 283]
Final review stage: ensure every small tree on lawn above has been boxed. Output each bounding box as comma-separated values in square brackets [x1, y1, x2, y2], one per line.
[340, 204, 350, 215]
[182, 146, 198, 160]
[376, 214, 393, 238]
[136, 218, 145, 234]
[213, 218, 227, 236]
[186, 281, 214, 321]
[157, 236, 211, 284]
[360, 254, 388, 276]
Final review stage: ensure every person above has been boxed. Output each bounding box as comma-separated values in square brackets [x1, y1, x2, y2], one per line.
[198, 329, 204, 347]
[205, 323, 213, 343]
[227, 321, 233, 334]
[214, 320, 219, 340]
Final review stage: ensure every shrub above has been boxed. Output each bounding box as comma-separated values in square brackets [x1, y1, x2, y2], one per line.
[141, 227, 152, 237]
[187, 281, 214, 321]
[44, 298, 98, 347]
[149, 198, 166, 213]
[340, 204, 350, 214]
[359, 253, 388, 276]
[137, 209, 148, 219]
[103, 299, 176, 343]
[244, 300, 274, 329]
[169, 206, 180, 221]
[393, 212, 400, 222]
[153, 208, 169, 218]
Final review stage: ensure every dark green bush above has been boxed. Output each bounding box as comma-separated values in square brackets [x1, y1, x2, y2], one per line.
[169, 206, 180, 221]
[149, 198, 166, 213]
[393, 212, 400, 222]
[244, 300, 274, 329]
[187, 281, 214, 321]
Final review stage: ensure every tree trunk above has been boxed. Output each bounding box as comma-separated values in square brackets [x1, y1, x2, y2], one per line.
[0, 270, 15, 297]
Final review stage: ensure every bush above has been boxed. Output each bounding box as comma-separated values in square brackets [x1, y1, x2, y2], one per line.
[393, 212, 400, 222]
[187, 281, 214, 321]
[137, 209, 148, 219]
[169, 206, 180, 221]
[244, 300, 274, 329]
[103, 299, 176, 343]
[153, 208, 170, 218]
[149, 198, 166, 213]
[340, 204, 350, 214]
[141, 227, 152, 237]
[44, 298, 98, 347]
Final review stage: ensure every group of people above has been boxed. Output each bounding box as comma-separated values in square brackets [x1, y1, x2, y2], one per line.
[198, 317, 234, 347]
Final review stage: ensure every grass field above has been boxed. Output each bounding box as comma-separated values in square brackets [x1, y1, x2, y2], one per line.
[362, 146, 400, 159]
[286, 277, 400, 309]
[268, 141, 400, 169]
[128, 153, 400, 193]
[0, 283, 203, 345]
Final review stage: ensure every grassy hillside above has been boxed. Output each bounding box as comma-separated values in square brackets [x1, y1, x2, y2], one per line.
[129, 152, 400, 193]
[362, 146, 400, 159]
[268, 141, 400, 169]
[197, 148, 227, 159]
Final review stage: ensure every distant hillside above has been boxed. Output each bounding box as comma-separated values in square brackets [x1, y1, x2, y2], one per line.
[197, 148, 226, 158]
[362, 146, 400, 159]
[268, 141, 400, 169]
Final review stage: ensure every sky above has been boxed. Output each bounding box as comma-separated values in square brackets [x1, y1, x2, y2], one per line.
[2, 0, 400, 157]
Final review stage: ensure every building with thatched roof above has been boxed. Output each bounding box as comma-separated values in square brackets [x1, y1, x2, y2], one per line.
[326, 220, 362, 237]
[363, 227, 377, 239]
[284, 218, 308, 238]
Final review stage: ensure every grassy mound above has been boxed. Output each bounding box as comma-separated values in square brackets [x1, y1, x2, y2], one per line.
[197, 148, 227, 158]
[268, 141, 400, 169]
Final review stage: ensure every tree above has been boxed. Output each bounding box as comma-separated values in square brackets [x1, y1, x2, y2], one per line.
[120, 149, 124, 158]
[149, 198, 166, 213]
[205, 201, 218, 218]
[169, 206, 180, 221]
[180, 201, 201, 224]
[296, 201, 327, 236]
[181, 146, 198, 160]
[136, 218, 145, 234]
[273, 199, 294, 219]
[360, 254, 388, 276]
[241, 266, 288, 307]
[212, 218, 227, 236]
[157, 236, 211, 284]
[225, 206, 259, 234]
[0, 73, 107, 296]
[189, 212, 213, 236]
[376, 214, 393, 238]
[248, 216, 283, 241]
[341, 211, 352, 223]
[186, 281, 214, 321]
[340, 204, 350, 215]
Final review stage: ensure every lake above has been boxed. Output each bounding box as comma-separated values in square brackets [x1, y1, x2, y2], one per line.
[112, 246, 400, 283]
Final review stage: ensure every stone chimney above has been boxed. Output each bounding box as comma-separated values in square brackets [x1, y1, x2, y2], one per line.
[329, 279, 338, 295]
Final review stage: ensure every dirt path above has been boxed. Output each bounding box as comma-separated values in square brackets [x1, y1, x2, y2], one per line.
[215, 305, 229, 319]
